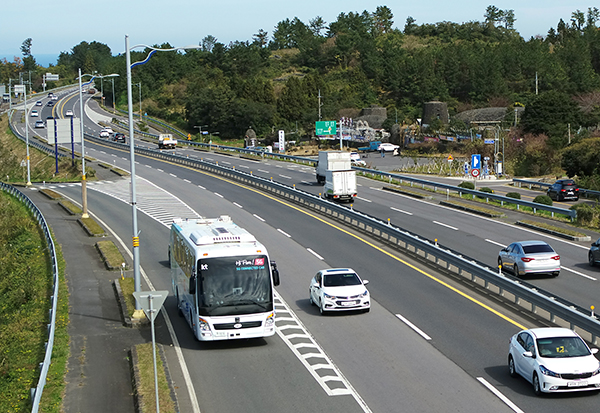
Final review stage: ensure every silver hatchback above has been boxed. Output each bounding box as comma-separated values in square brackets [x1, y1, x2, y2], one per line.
[498, 240, 560, 277]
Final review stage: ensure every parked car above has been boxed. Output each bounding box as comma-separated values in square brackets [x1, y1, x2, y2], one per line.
[377, 142, 400, 152]
[589, 238, 600, 267]
[508, 327, 600, 395]
[30, 110, 38, 117]
[112, 133, 126, 143]
[547, 179, 579, 201]
[498, 240, 560, 277]
[65, 110, 74, 117]
[34, 120, 45, 128]
[309, 268, 370, 314]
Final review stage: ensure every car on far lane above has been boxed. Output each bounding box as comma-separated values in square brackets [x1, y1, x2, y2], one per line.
[309, 268, 370, 314]
[35, 100, 42, 106]
[349, 152, 366, 166]
[508, 327, 600, 395]
[30, 110, 39, 117]
[547, 179, 579, 201]
[498, 240, 560, 277]
[99, 128, 110, 138]
[377, 142, 400, 152]
[111, 133, 126, 143]
[65, 110, 74, 117]
[35, 120, 45, 128]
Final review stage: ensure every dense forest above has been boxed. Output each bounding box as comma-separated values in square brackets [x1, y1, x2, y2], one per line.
[2, 5, 600, 181]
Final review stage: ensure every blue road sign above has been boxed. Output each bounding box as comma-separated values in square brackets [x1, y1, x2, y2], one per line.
[471, 154, 481, 170]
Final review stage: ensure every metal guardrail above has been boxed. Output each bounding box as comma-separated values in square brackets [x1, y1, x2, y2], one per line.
[122, 144, 600, 345]
[513, 178, 600, 199]
[0, 183, 60, 413]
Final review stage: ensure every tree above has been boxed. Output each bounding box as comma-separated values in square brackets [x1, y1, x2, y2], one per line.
[309, 16, 326, 37]
[20, 38, 36, 71]
[520, 91, 582, 148]
[503, 9, 516, 29]
[561, 138, 600, 177]
[372, 6, 394, 36]
[253, 29, 269, 47]
[201, 35, 218, 52]
[404, 16, 417, 34]
[484, 5, 503, 27]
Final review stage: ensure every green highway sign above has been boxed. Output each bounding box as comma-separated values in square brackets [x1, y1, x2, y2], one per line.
[315, 121, 337, 136]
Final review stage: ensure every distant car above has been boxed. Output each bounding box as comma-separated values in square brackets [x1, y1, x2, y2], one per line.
[377, 143, 400, 152]
[508, 327, 600, 395]
[47, 93, 55, 99]
[102, 126, 114, 135]
[99, 129, 110, 138]
[35, 100, 42, 106]
[35, 120, 45, 128]
[30, 110, 38, 117]
[589, 237, 600, 267]
[309, 268, 370, 314]
[65, 110, 74, 117]
[349, 152, 367, 167]
[51, 94, 58, 101]
[47, 100, 55, 107]
[498, 240, 560, 277]
[547, 179, 579, 201]
[112, 133, 126, 143]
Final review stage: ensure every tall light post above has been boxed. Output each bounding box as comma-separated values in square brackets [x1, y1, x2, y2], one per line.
[125, 35, 201, 315]
[77, 71, 119, 217]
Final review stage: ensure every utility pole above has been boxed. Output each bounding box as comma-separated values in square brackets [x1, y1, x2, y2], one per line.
[318, 89, 322, 121]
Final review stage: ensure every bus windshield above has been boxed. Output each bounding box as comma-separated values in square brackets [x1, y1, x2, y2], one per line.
[197, 255, 273, 316]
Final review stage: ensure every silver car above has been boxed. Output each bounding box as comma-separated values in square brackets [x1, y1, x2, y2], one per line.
[498, 240, 560, 277]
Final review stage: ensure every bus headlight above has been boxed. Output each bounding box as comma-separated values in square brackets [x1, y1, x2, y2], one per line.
[198, 317, 210, 331]
[265, 313, 275, 327]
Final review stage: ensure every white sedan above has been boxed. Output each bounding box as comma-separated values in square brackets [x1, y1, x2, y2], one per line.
[377, 142, 400, 152]
[309, 268, 370, 314]
[508, 327, 600, 395]
[30, 110, 39, 117]
[65, 110, 74, 117]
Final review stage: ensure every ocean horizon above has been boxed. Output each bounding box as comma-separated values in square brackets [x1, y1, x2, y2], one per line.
[1, 54, 59, 68]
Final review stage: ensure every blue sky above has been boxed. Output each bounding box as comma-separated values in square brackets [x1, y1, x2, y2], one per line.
[1, 1, 595, 67]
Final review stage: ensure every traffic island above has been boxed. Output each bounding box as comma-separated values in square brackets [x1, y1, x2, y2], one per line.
[439, 200, 505, 218]
[516, 220, 591, 241]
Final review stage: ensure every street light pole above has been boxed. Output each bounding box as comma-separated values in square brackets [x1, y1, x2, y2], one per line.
[125, 37, 201, 314]
[78, 69, 90, 218]
[23, 82, 31, 186]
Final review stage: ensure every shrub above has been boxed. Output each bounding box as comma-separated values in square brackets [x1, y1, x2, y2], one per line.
[533, 195, 553, 206]
[571, 202, 600, 227]
[458, 181, 475, 190]
[505, 192, 521, 199]
[476, 187, 494, 199]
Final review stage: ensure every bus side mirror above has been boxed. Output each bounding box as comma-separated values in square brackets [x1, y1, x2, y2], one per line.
[271, 261, 280, 286]
[189, 274, 196, 295]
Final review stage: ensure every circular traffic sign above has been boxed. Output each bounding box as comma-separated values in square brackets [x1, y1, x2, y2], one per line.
[471, 168, 480, 177]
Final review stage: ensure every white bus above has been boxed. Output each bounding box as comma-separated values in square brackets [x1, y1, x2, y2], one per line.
[170, 216, 280, 341]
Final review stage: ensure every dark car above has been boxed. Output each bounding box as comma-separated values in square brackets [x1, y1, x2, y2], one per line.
[589, 238, 600, 267]
[546, 179, 579, 201]
[112, 133, 126, 143]
[47, 100, 55, 107]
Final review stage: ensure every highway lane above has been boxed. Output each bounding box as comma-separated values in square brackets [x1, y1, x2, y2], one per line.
[47, 141, 600, 412]
[174, 149, 599, 311]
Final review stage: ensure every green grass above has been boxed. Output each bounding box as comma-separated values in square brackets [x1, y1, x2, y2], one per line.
[96, 240, 127, 270]
[119, 277, 136, 318]
[80, 217, 105, 236]
[0, 191, 69, 413]
[134, 343, 176, 412]
[518, 219, 587, 237]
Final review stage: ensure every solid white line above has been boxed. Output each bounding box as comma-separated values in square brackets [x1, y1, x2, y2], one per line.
[476, 377, 524, 413]
[277, 228, 291, 238]
[233, 202, 243, 208]
[253, 214, 265, 222]
[214, 192, 223, 198]
[560, 266, 597, 281]
[356, 197, 371, 203]
[395, 314, 431, 340]
[433, 221, 458, 231]
[390, 207, 413, 215]
[485, 239, 506, 248]
[307, 248, 324, 260]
